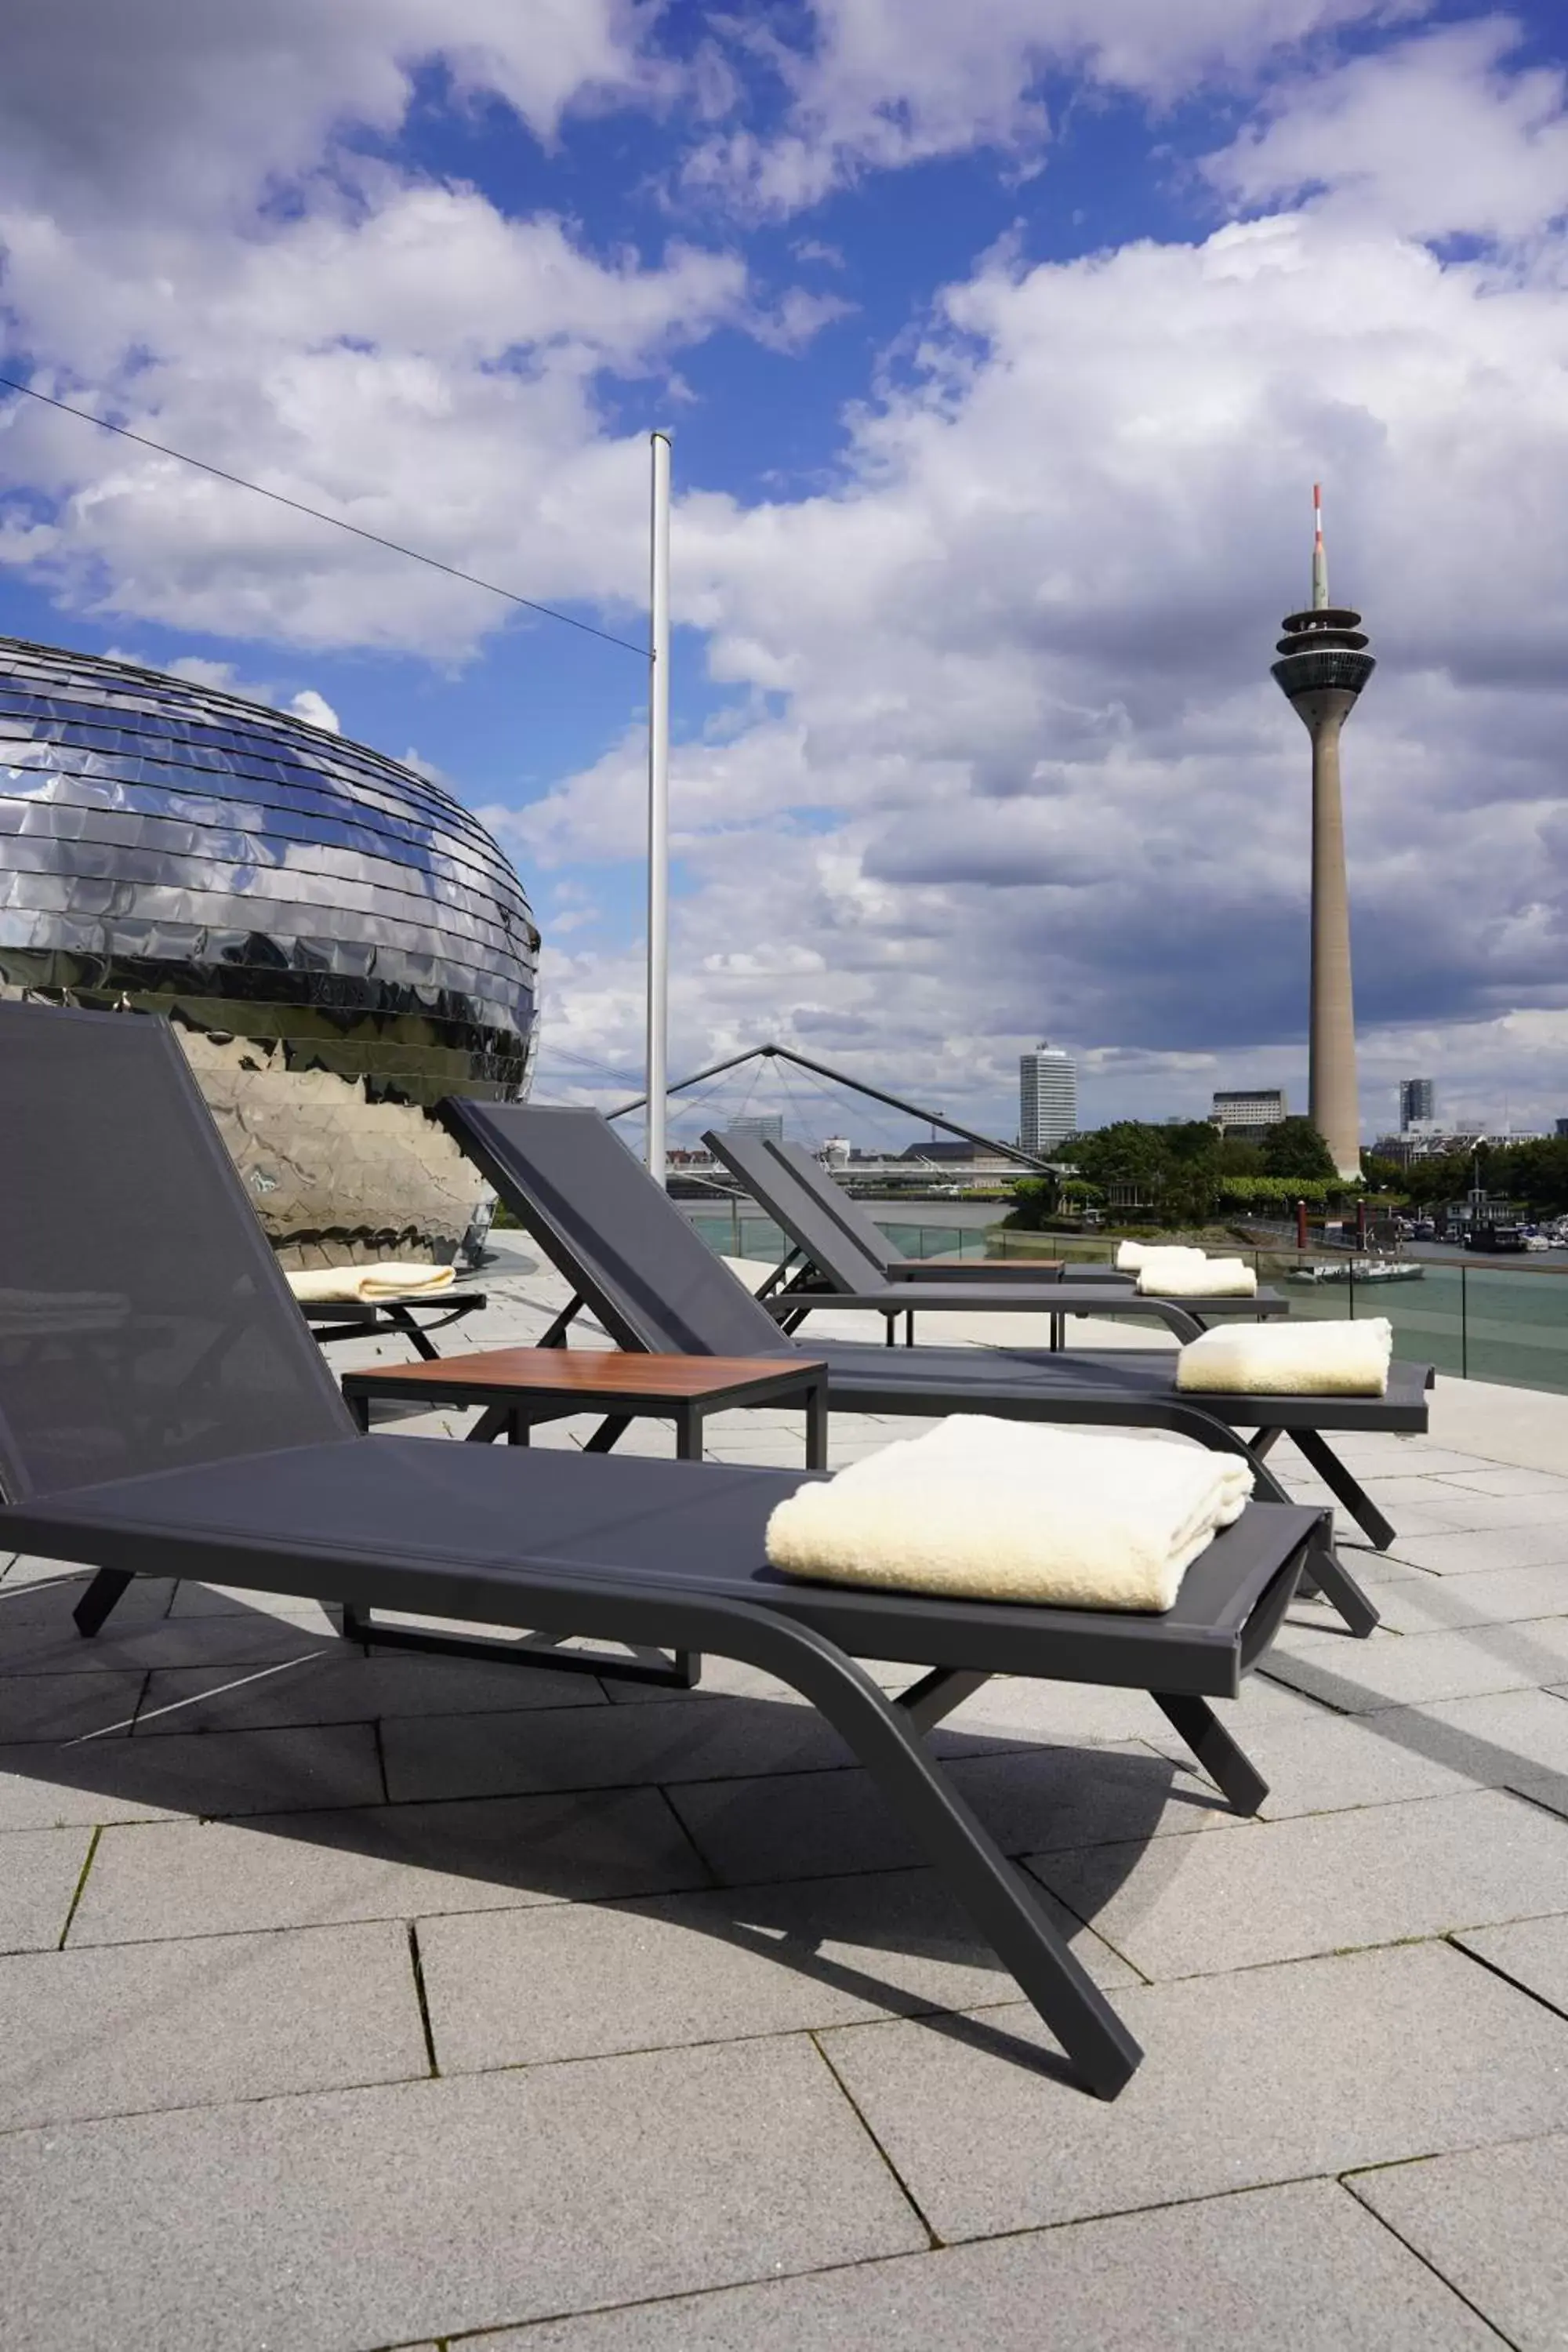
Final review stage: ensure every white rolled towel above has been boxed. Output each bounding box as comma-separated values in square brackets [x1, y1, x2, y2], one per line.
[1116, 1241, 1207, 1272]
[1136, 1252, 1258, 1298]
[287, 1262, 456, 1305]
[765, 1417, 1250, 1612]
[1177, 1317, 1392, 1396]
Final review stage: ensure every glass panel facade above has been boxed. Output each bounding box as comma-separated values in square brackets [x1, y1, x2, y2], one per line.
[0, 635, 539, 1264]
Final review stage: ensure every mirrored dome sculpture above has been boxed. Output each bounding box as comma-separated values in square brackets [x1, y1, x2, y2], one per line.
[0, 636, 539, 1265]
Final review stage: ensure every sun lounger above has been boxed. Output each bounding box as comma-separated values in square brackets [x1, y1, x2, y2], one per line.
[764, 1133, 1129, 1287]
[703, 1125, 1286, 1345]
[436, 1102, 1417, 1634]
[297, 1290, 488, 1360]
[0, 1000, 1323, 2099]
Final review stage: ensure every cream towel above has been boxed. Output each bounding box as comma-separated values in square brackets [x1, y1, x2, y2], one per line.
[287, 1262, 456, 1305]
[1116, 1242, 1207, 1272]
[765, 1418, 1250, 1612]
[1177, 1316, 1392, 1396]
[1135, 1252, 1258, 1298]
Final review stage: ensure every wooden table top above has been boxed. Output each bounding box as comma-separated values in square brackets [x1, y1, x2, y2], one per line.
[343, 1347, 826, 1400]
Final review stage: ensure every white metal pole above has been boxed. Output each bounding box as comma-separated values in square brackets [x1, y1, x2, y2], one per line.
[646, 429, 671, 1181]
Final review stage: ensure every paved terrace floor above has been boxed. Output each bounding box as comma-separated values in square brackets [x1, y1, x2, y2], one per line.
[4, 1241, 1568, 2350]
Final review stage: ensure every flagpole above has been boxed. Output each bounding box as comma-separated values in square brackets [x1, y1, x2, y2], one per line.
[646, 430, 670, 1182]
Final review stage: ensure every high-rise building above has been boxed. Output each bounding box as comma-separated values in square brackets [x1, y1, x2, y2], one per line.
[1212, 1087, 1287, 1131]
[725, 1113, 784, 1145]
[1271, 486, 1375, 1179]
[1019, 1042, 1077, 1154]
[1555, 1119, 1568, 1141]
[1400, 1078, 1436, 1130]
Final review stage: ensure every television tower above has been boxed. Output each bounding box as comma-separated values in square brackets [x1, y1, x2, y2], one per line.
[1271, 485, 1375, 1178]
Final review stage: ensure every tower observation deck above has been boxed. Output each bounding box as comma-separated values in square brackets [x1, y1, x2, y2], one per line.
[1270, 488, 1374, 1179]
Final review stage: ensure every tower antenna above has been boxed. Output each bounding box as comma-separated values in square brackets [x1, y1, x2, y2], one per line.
[1312, 482, 1329, 610]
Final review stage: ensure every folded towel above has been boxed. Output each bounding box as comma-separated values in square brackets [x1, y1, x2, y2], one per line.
[287, 1262, 456, 1305]
[1135, 1252, 1258, 1298]
[1115, 1241, 1207, 1272]
[765, 1417, 1250, 1611]
[1177, 1317, 1392, 1396]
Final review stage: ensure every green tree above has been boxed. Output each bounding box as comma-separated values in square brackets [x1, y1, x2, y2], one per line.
[1260, 1116, 1338, 1180]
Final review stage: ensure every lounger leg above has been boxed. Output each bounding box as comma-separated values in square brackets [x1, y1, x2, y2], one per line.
[1152, 1693, 1268, 1816]
[895, 1666, 990, 1732]
[74, 1569, 136, 1638]
[737, 1619, 1141, 2096]
[584, 1414, 633, 1454]
[1287, 1427, 1398, 1552]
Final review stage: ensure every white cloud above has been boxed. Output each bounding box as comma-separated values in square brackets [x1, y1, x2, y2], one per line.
[685, 0, 1408, 215]
[515, 191, 1568, 1132]
[0, 0, 657, 224]
[1207, 19, 1568, 242]
[289, 688, 341, 734]
[0, 190, 749, 649]
[7, 6, 1568, 1139]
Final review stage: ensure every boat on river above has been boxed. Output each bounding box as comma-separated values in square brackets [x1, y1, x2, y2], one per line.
[1288, 1258, 1425, 1286]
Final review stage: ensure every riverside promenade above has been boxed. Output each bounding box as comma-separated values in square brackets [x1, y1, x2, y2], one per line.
[3, 1238, 1567, 2349]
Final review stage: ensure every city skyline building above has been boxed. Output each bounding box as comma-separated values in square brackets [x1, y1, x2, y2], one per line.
[1271, 486, 1375, 1179]
[1212, 1087, 1288, 1132]
[1019, 1040, 1078, 1153]
[1401, 1078, 1436, 1130]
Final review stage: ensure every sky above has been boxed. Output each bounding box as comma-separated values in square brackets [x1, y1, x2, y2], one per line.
[2, 0, 1567, 1149]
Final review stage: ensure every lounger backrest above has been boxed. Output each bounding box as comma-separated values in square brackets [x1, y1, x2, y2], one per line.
[702, 1127, 885, 1292]
[0, 1001, 356, 1501]
[438, 1101, 795, 1359]
[768, 1136, 901, 1265]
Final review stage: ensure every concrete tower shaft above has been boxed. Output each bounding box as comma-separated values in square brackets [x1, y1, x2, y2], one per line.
[1269, 492, 1374, 1181]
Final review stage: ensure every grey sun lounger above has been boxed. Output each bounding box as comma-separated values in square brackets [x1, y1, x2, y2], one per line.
[764, 1132, 1133, 1288]
[437, 1101, 1413, 1636]
[704, 1124, 1287, 1345]
[0, 1001, 1323, 2100]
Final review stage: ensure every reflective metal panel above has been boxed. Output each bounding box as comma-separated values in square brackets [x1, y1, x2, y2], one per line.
[0, 636, 539, 1265]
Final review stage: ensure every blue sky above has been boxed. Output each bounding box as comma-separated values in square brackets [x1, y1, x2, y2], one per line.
[2, 0, 1567, 1144]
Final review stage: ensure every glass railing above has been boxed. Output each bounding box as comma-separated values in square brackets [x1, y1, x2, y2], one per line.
[684, 1205, 1568, 1398]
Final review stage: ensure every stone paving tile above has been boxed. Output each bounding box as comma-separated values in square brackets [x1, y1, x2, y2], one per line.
[133, 1649, 610, 1735]
[1147, 1702, 1483, 1818]
[0, 2038, 924, 2352]
[1388, 1524, 1568, 1575]
[0, 1671, 145, 1743]
[30, 1719, 387, 1821]
[1031, 1788, 1568, 1980]
[0, 1826, 93, 1953]
[1454, 1913, 1568, 2018]
[1362, 1563, 1568, 1635]
[938, 1670, 1320, 1748]
[1394, 1491, 1568, 1534]
[164, 1582, 341, 1624]
[0, 1922, 427, 2132]
[1265, 1617, 1568, 1711]
[0, 1756, 180, 1832]
[481, 2179, 1502, 2351]
[0, 1575, 176, 1670]
[69, 1787, 711, 1945]
[670, 1740, 1242, 1889]
[1351, 2132, 1568, 2352]
[379, 1689, 1008, 1805]
[1440, 1465, 1568, 1497]
[1373, 1688, 1568, 1798]
[420, 1866, 1135, 2073]
[818, 1940, 1568, 2241]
